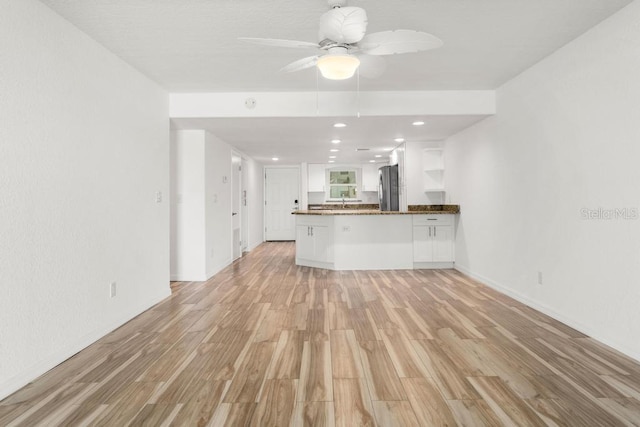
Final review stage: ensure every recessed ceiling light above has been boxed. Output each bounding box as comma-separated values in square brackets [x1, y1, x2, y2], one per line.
[331, 139, 341, 144]
[272, 157, 279, 161]
[329, 155, 337, 159]
[394, 138, 405, 143]
[375, 155, 382, 158]
[333, 123, 347, 128]
[330, 149, 339, 152]
[412, 121, 425, 126]
[328, 160, 335, 163]
[369, 160, 376, 163]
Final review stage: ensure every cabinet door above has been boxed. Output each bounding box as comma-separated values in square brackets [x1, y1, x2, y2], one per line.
[412, 225, 433, 262]
[432, 225, 453, 262]
[311, 225, 329, 262]
[296, 225, 314, 260]
[296, 225, 329, 262]
[362, 164, 380, 192]
[308, 164, 326, 192]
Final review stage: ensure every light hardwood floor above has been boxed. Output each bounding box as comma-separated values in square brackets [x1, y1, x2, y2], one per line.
[2, 242, 640, 426]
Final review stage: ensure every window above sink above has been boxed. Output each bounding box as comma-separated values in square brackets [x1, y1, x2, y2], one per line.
[328, 169, 358, 199]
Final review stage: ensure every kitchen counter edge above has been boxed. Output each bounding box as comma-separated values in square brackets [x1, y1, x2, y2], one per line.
[293, 209, 459, 216]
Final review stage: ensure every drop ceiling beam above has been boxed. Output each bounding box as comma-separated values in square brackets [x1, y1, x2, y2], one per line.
[170, 90, 495, 119]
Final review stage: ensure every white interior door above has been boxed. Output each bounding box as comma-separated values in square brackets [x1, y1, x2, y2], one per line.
[265, 167, 299, 241]
[241, 158, 249, 252]
[232, 155, 242, 260]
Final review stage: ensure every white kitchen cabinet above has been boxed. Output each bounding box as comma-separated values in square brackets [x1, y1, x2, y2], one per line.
[295, 215, 333, 268]
[296, 224, 329, 261]
[294, 213, 455, 270]
[413, 214, 454, 266]
[413, 225, 453, 262]
[308, 163, 326, 192]
[362, 163, 380, 192]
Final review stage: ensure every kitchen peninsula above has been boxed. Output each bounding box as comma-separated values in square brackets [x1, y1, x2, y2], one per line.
[293, 205, 459, 270]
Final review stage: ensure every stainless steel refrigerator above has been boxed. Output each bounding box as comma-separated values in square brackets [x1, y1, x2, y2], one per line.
[378, 164, 399, 211]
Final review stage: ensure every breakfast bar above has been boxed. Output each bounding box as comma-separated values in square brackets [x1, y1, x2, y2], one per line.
[293, 205, 459, 270]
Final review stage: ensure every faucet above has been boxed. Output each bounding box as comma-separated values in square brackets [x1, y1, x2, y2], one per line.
[342, 198, 346, 209]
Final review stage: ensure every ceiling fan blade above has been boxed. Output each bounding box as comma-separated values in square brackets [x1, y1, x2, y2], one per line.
[318, 6, 368, 44]
[357, 54, 386, 79]
[238, 37, 319, 49]
[280, 56, 319, 73]
[359, 30, 443, 55]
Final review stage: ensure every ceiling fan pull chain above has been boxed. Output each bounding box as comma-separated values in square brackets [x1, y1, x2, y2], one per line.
[357, 67, 360, 118]
[316, 66, 320, 116]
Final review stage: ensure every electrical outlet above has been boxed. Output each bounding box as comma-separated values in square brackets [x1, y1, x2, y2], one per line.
[155, 191, 162, 203]
[342, 226, 351, 232]
[110, 282, 117, 298]
[537, 271, 543, 285]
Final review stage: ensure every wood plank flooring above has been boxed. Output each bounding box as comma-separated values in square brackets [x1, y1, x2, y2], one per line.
[3, 241, 640, 426]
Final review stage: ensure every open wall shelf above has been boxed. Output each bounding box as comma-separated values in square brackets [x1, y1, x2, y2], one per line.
[423, 148, 445, 195]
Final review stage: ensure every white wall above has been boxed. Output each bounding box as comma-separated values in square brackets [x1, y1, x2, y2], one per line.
[170, 130, 264, 280]
[0, 0, 170, 399]
[205, 132, 233, 277]
[245, 157, 265, 251]
[171, 130, 206, 280]
[445, 1, 640, 359]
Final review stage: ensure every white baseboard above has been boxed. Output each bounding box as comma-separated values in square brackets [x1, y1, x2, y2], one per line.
[207, 257, 233, 280]
[0, 289, 171, 401]
[295, 258, 334, 270]
[170, 274, 207, 281]
[414, 261, 454, 269]
[454, 263, 640, 364]
[246, 240, 264, 252]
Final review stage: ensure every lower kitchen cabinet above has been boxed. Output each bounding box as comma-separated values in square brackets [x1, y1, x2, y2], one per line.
[294, 213, 455, 270]
[295, 216, 333, 268]
[413, 214, 455, 267]
[296, 224, 329, 262]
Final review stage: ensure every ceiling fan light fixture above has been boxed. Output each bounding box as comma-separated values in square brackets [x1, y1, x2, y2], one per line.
[317, 53, 360, 80]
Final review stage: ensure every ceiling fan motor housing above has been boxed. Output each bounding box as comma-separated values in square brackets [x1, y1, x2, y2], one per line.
[327, 0, 348, 8]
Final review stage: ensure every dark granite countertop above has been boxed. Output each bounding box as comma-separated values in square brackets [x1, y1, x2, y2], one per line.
[293, 204, 460, 215]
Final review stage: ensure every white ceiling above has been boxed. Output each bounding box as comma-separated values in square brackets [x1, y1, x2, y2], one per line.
[173, 115, 488, 164]
[39, 0, 632, 163]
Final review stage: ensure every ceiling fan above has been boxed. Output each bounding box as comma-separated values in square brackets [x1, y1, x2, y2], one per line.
[239, 0, 443, 80]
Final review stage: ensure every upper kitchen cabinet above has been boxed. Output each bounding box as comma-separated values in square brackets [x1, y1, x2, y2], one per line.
[308, 163, 326, 192]
[362, 163, 380, 192]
